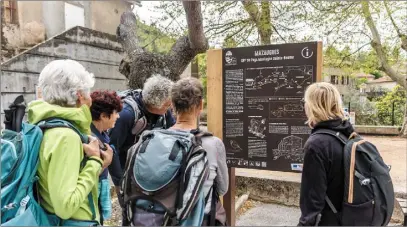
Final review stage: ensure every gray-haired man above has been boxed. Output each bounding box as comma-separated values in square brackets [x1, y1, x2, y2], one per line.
[108, 74, 175, 194]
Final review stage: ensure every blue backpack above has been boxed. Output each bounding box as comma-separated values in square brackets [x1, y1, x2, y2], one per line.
[120, 128, 212, 226]
[1, 97, 96, 226]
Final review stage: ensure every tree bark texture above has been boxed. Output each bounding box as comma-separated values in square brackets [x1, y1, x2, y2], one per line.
[241, 0, 272, 45]
[117, 2, 208, 89]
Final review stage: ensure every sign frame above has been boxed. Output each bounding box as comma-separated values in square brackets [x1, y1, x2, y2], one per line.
[206, 42, 323, 226]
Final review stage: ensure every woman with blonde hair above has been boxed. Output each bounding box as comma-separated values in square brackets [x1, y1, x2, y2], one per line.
[298, 82, 354, 226]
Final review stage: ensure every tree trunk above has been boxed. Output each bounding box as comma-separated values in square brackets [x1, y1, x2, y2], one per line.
[117, 2, 208, 89]
[241, 0, 272, 45]
[401, 99, 407, 138]
[361, 1, 407, 137]
[361, 1, 406, 90]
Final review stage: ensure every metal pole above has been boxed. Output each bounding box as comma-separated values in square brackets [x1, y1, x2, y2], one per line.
[348, 102, 351, 113]
[392, 101, 395, 126]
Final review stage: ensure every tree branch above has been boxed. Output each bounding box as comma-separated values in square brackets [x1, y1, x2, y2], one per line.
[182, 1, 208, 51]
[117, 2, 208, 89]
[336, 43, 371, 67]
[361, 1, 406, 89]
[271, 24, 286, 43]
[241, 0, 272, 44]
[241, 0, 260, 24]
[383, 1, 407, 51]
[259, 1, 272, 44]
[117, 12, 144, 58]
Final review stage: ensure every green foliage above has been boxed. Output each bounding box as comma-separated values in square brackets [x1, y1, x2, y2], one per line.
[136, 18, 176, 54]
[375, 85, 406, 126]
[370, 70, 382, 79]
[355, 78, 368, 89]
[223, 36, 238, 48]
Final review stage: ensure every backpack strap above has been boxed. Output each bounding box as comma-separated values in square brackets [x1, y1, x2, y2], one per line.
[190, 129, 213, 147]
[37, 118, 97, 222]
[37, 118, 89, 143]
[210, 184, 218, 226]
[310, 129, 348, 145]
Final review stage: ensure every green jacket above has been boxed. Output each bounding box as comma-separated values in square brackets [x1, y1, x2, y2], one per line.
[28, 100, 102, 221]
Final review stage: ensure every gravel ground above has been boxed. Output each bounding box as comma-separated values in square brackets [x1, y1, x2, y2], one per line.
[237, 202, 300, 226]
[236, 201, 403, 226]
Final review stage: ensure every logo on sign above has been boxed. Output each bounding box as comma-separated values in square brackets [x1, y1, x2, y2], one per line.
[291, 163, 303, 171]
[301, 47, 313, 59]
[225, 50, 237, 65]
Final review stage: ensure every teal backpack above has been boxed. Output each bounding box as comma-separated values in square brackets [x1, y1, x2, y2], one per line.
[1, 96, 96, 226]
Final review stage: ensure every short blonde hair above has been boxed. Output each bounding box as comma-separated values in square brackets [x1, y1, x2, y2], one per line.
[304, 82, 345, 127]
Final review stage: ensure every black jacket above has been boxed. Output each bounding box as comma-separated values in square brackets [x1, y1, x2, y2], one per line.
[298, 119, 354, 226]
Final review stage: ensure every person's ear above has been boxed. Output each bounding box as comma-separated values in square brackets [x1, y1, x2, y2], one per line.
[199, 100, 203, 111]
[101, 112, 110, 119]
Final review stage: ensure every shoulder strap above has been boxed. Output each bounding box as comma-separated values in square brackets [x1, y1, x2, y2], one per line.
[37, 118, 88, 143]
[37, 118, 96, 221]
[311, 129, 348, 145]
[210, 184, 218, 226]
[191, 129, 213, 147]
[324, 196, 341, 225]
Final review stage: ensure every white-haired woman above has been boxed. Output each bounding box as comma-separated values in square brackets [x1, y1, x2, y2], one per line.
[28, 59, 113, 226]
[298, 82, 354, 226]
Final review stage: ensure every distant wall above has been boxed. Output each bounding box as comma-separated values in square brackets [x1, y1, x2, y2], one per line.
[355, 125, 401, 135]
[1, 26, 126, 128]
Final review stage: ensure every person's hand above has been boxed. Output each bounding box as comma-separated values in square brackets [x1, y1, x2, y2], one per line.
[100, 143, 113, 169]
[83, 139, 100, 159]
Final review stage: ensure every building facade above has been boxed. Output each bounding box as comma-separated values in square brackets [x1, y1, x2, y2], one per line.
[1, 0, 140, 61]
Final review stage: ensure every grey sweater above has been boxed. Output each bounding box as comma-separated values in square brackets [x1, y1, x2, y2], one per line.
[201, 136, 229, 213]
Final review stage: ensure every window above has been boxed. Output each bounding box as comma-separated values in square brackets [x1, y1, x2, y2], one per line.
[64, 2, 85, 30]
[330, 75, 338, 84]
[2, 0, 18, 24]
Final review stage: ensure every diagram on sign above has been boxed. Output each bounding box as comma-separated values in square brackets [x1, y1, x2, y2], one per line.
[229, 139, 243, 152]
[248, 104, 264, 111]
[245, 65, 313, 97]
[248, 118, 266, 138]
[269, 101, 306, 119]
[272, 135, 304, 162]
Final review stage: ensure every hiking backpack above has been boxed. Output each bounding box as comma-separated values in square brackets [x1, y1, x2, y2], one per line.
[120, 128, 212, 226]
[312, 129, 394, 226]
[1, 96, 96, 226]
[117, 89, 167, 137]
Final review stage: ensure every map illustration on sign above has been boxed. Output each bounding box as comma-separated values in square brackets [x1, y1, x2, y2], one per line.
[223, 42, 320, 172]
[245, 65, 313, 97]
[272, 135, 304, 162]
[269, 100, 307, 119]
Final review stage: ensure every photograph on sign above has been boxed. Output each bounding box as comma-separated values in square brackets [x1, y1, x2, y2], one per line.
[222, 42, 320, 172]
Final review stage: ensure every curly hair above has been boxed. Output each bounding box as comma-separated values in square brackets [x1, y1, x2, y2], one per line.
[90, 90, 123, 121]
[142, 74, 173, 108]
[171, 77, 203, 114]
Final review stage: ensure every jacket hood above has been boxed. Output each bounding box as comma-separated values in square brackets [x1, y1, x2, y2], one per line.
[28, 100, 92, 134]
[312, 118, 354, 137]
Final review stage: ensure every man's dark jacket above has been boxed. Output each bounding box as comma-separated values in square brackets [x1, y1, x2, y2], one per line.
[108, 92, 175, 186]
